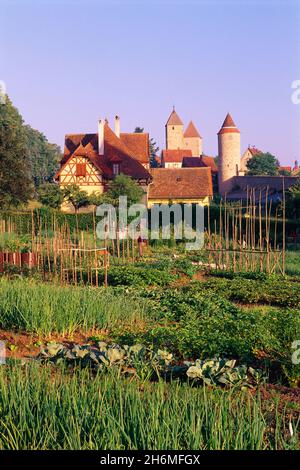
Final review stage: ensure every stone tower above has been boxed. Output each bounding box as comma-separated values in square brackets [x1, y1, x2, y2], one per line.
[166, 107, 184, 149]
[218, 113, 241, 196]
[183, 121, 203, 156]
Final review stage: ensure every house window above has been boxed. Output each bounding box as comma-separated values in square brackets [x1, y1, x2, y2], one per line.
[76, 163, 86, 177]
[113, 163, 120, 176]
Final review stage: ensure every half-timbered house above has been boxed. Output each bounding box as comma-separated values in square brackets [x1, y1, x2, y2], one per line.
[55, 116, 152, 211]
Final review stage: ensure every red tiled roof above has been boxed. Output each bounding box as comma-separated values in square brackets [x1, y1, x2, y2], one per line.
[149, 168, 213, 199]
[248, 146, 262, 157]
[120, 132, 149, 164]
[64, 134, 84, 157]
[56, 124, 151, 181]
[184, 121, 202, 138]
[202, 156, 218, 172]
[73, 143, 91, 157]
[218, 113, 240, 135]
[162, 149, 192, 163]
[166, 109, 183, 126]
[222, 113, 236, 127]
[182, 156, 218, 173]
[279, 166, 292, 172]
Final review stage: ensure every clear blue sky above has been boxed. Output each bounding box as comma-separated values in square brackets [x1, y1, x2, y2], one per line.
[1, 0, 300, 165]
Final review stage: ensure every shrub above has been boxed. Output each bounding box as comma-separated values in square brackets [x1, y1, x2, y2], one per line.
[105, 265, 176, 287]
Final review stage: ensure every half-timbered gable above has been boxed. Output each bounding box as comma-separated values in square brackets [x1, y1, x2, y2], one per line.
[59, 155, 105, 194]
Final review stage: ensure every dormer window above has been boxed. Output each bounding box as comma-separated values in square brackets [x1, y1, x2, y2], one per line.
[113, 163, 120, 176]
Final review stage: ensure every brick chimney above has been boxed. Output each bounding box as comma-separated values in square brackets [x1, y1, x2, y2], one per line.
[115, 115, 120, 138]
[98, 118, 105, 155]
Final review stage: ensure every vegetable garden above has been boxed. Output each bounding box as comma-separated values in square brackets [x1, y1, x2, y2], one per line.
[0, 204, 299, 450]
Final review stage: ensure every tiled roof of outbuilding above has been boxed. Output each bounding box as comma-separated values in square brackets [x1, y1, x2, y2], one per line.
[149, 168, 213, 199]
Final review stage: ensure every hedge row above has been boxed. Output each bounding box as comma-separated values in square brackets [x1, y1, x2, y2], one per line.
[1, 206, 300, 241]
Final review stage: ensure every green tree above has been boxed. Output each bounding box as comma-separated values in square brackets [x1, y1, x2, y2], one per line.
[134, 126, 159, 168]
[87, 191, 106, 214]
[278, 167, 292, 176]
[38, 182, 63, 209]
[98, 176, 144, 238]
[0, 96, 33, 207]
[285, 181, 300, 219]
[62, 184, 90, 213]
[246, 152, 279, 176]
[105, 174, 144, 207]
[25, 126, 61, 188]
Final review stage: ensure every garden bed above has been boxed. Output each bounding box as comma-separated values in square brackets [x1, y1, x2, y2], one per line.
[0, 250, 299, 450]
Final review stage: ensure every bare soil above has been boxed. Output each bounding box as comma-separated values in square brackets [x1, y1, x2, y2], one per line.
[0, 329, 109, 360]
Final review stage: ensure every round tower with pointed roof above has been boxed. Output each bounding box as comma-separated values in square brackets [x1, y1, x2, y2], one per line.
[183, 121, 203, 156]
[218, 113, 241, 196]
[165, 107, 184, 150]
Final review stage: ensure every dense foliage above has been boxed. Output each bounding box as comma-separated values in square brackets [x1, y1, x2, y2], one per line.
[24, 125, 61, 188]
[286, 181, 300, 219]
[246, 152, 279, 176]
[0, 95, 61, 207]
[104, 174, 144, 206]
[62, 184, 90, 213]
[0, 96, 32, 207]
[37, 182, 63, 208]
